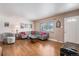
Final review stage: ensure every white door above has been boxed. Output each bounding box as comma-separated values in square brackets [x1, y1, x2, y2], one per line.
[64, 16, 79, 44]
[76, 17, 79, 44]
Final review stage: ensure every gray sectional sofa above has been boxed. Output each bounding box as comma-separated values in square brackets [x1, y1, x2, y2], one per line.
[19, 31, 49, 40]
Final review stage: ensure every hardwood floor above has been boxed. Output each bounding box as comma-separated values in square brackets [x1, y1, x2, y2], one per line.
[1, 39, 62, 56]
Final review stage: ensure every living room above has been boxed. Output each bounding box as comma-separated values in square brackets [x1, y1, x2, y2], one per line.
[0, 3, 79, 56]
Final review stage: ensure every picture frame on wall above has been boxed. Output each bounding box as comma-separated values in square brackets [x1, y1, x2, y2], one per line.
[20, 23, 26, 29]
[20, 23, 32, 29]
[4, 22, 9, 27]
[56, 20, 61, 28]
[30, 24, 32, 28]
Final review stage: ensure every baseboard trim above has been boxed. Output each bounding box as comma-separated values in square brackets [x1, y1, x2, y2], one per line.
[49, 38, 64, 43]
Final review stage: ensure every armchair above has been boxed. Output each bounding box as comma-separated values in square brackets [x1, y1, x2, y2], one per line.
[2, 33, 15, 44]
[39, 31, 49, 40]
[19, 32, 29, 39]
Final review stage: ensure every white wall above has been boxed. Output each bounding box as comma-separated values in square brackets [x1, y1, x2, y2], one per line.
[64, 16, 79, 44]
[0, 16, 33, 41]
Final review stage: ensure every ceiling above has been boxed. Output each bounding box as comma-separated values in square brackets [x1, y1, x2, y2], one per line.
[0, 3, 79, 20]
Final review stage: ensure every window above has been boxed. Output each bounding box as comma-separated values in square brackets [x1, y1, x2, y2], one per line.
[40, 21, 55, 32]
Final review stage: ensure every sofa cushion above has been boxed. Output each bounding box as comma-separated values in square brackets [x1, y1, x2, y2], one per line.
[20, 32, 26, 35]
[31, 31, 36, 35]
[3, 33, 14, 37]
[40, 32, 47, 35]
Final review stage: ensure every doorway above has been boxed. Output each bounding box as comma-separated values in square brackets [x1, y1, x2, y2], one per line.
[64, 16, 79, 44]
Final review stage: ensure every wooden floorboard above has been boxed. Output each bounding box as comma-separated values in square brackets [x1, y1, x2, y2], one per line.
[1, 39, 63, 56]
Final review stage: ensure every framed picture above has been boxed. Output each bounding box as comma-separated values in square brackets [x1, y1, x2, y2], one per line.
[20, 23, 25, 29]
[30, 24, 32, 28]
[4, 22, 9, 27]
[20, 23, 28, 29]
[20, 23, 32, 29]
[56, 20, 61, 28]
